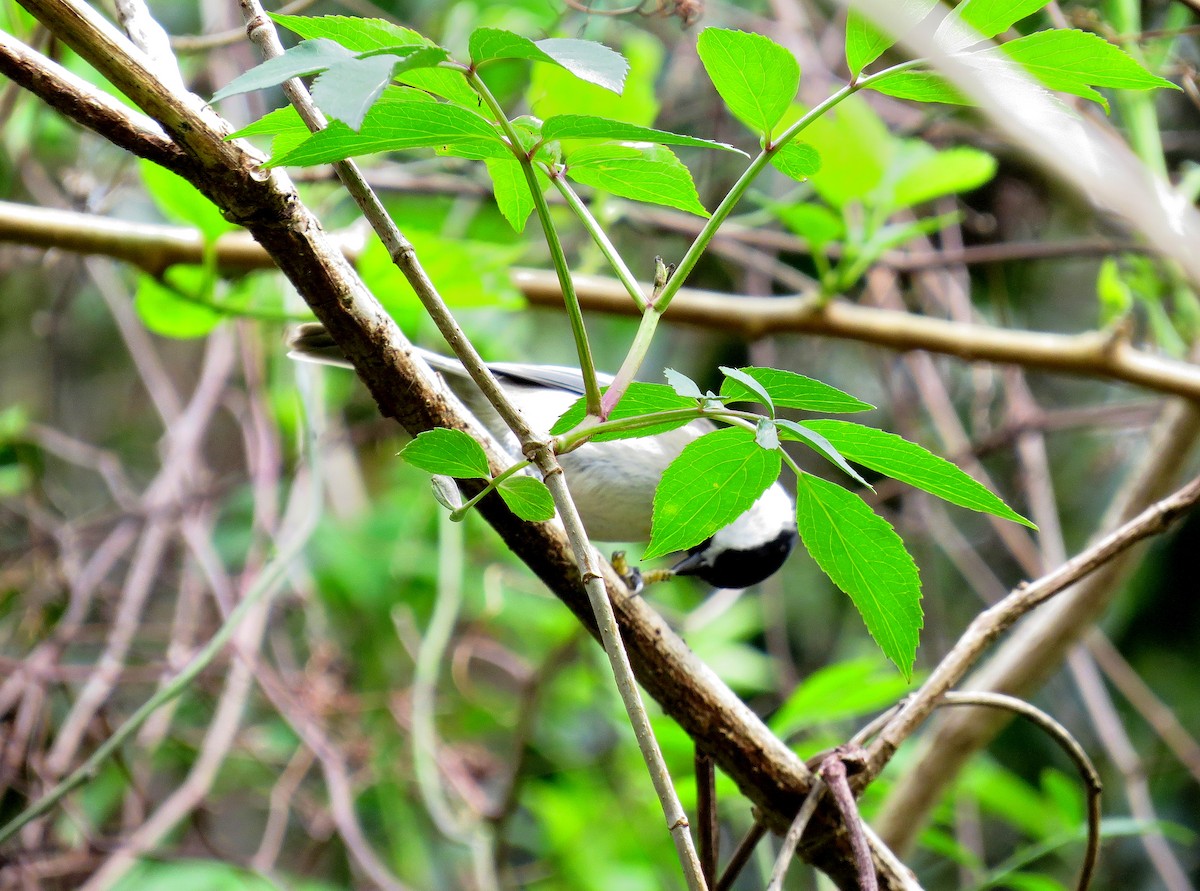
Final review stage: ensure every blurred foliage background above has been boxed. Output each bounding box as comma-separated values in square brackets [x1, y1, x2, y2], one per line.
[1, 0, 1199, 888]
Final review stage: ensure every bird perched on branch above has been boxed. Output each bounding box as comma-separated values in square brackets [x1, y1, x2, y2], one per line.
[289, 323, 796, 589]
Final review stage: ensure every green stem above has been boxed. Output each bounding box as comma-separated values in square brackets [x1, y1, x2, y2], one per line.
[555, 406, 766, 453]
[595, 61, 925, 415]
[552, 175, 648, 312]
[466, 70, 603, 417]
[450, 459, 532, 520]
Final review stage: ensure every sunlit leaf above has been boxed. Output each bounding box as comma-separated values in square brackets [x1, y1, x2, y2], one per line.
[794, 472, 923, 677]
[498, 475, 556, 521]
[697, 28, 799, 136]
[644, 428, 781, 560]
[400, 428, 490, 479]
[720, 366, 873, 413]
[564, 143, 709, 216]
[803, 420, 1035, 527]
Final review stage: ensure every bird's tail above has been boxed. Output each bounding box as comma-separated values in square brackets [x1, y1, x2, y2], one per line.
[287, 323, 353, 369]
[287, 324, 469, 381]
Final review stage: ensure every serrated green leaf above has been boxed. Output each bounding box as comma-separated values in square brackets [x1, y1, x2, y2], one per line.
[228, 104, 311, 158]
[529, 31, 660, 125]
[498, 475, 556, 521]
[314, 46, 448, 130]
[268, 87, 502, 167]
[845, 0, 937, 77]
[644, 428, 781, 560]
[770, 142, 821, 181]
[803, 420, 1036, 527]
[212, 38, 352, 102]
[542, 114, 745, 154]
[889, 146, 997, 210]
[697, 28, 799, 136]
[776, 420, 870, 487]
[845, 11, 894, 79]
[992, 30, 1179, 112]
[551, 383, 698, 441]
[865, 69, 971, 105]
[719, 366, 874, 413]
[664, 368, 704, 399]
[400, 428, 490, 479]
[270, 14, 477, 106]
[720, 366, 774, 414]
[470, 28, 628, 94]
[309, 55, 400, 131]
[938, 0, 1052, 52]
[794, 472, 923, 677]
[484, 158, 536, 233]
[564, 143, 709, 216]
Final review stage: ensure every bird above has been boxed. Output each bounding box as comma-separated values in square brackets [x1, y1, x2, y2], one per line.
[289, 323, 797, 589]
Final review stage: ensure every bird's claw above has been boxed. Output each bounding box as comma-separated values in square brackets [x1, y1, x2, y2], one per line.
[610, 551, 645, 596]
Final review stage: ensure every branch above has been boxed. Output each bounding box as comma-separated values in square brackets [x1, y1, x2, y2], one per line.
[3, 201, 1200, 404]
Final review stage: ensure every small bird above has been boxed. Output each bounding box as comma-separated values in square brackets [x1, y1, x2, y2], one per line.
[289, 323, 797, 589]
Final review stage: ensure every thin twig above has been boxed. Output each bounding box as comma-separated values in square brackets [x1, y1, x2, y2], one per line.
[766, 779, 826, 891]
[936, 692, 1102, 891]
[866, 470, 1200, 777]
[696, 748, 718, 889]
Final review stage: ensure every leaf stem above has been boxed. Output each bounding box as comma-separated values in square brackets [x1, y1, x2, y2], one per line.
[597, 61, 921, 414]
[466, 70, 604, 418]
[450, 459, 531, 520]
[551, 174, 648, 312]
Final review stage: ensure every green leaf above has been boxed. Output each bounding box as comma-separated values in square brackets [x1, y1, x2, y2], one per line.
[528, 31, 661, 125]
[719, 366, 774, 414]
[768, 656, 917, 735]
[644, 427, 781, 560]
[1097, 256, 1133, 324]
[212, 38, 352, 102]
[789, 96, 892, 207]
[542, 114, 745, 154]
[469, 28, 628, 94]
[803, 420, 1036, 527]
[865, 70, 970, 105]
[564, 143, 709, 217]
[268, 87, 502, 167]
[889, 146, 997, 210]
[270, 14, 477, 106]
[310, 47, 449, 130]
[776, 419, 870, 487]
[845, 11, 894, 79]
[696, 28, 799, 136]
[994, 30, 1179, 111]
[135, 269, 222, 339]
[664, 368, 704, 399]
[719, 366, 874, 413]
[139, 161, 234, 241]
[400, 428, 490, 479]
[484, 158, 536, 233]
[794, 472, 923, 677]
[550, 383, 698, 441]
[755, 418, 780, 450]
[773, 203, 846, 251]
[770, 142, 821, 181]
[228, 104, 311, 158]
[845, 0, 937, 77]
[498, 475, 556, 521]
[938, 0, 1051, 52]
